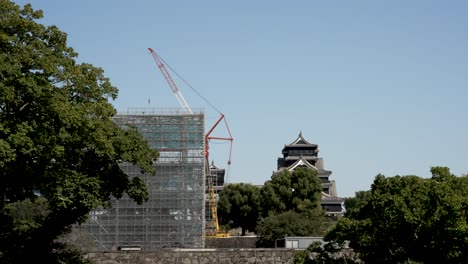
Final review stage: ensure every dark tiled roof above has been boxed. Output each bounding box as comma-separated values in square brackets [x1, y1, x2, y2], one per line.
[285, 156, 317, 160]
[285, 132, 317, 147]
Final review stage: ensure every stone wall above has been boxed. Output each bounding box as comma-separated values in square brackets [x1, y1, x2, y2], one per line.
[85, 249, 296, 264]
[205, 236, 257, 248]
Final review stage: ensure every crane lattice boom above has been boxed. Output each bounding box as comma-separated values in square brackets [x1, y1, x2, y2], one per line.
[148, 48, 193, 114]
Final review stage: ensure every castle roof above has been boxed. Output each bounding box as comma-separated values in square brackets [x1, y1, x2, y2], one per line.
[277, 156, 332, 176]
[285, 156, 319, 172]
[285, 132, 317, 147]
[209, 160, 224, 171]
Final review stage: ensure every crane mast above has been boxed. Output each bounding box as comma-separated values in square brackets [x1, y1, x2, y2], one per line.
[148, 48, 193, 114]
[147, 47, 233, 237]
[205, 113, 233, 238]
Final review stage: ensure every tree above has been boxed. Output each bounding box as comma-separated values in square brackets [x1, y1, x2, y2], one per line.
[0, 1, 158, 262]
[294, 241, 361, 264]
[256, 209, 326, 248]
[314, 167, 468, 263]
[260, 167, 322, 217]
[343, 190, 370, 218]
[257, 167, 326, 247]
[217, 183, 260, 236]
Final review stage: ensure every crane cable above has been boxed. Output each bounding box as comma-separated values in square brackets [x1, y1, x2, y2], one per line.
[156, 53, 232, 182]
[156, 55, 222, 115]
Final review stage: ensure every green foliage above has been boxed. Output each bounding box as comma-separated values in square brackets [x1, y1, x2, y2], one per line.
[217, 183, 260, 236]
[260, 167, 322, 217]
[256, 210, 325, 248]
[3, 197, 49, 234]
[316, 167, 468, 264]
[257, 167, 326, 247]
[430, 166, 451, 180]
[294, 250, 310, 264]
[295, 241, 361, 264]
[0, 1, 158, 262]
[343, 191, 370, 218]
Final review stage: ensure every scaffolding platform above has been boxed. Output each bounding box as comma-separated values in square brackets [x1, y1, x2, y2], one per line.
[76, 109, 206, 250]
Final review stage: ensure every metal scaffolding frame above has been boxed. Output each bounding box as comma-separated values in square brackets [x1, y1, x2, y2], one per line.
[76, 109, 206, 250]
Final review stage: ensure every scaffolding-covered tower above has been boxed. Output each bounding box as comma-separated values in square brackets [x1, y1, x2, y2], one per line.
[76, 108, 206, 250]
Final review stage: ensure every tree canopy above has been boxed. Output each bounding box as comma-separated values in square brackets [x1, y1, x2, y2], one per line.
[310, 167, 468, 264]
[257, 167, 326, 247]
[256, 209, 326, 248]
[0, 1, 158, 262]
[260, 167, 322, 217]
[217, 183, 260, 236]
[342, 190, 370, 219]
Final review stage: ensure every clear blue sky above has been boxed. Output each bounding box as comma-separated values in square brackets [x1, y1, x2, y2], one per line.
[17, 0, 468, 197]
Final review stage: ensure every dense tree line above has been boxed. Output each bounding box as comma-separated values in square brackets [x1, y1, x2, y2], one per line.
[218, 167, 331, 247]
[0, 1, 157, 263]
[297, 167, 468, 264]
[219, 165, 468, 263]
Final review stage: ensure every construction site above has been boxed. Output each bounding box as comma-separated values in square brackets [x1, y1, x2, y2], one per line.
[75, 48, 342, 251]
[77, 109, 207, 250]
[75, 49, 232, 250]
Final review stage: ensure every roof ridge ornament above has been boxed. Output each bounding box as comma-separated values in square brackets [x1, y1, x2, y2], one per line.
[288, 131, 314, 145]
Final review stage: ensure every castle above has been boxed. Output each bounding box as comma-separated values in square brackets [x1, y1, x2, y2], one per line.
[276, 133, 344, 215]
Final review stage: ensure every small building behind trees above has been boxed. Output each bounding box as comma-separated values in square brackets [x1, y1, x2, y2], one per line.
[275, 236, 325, 249]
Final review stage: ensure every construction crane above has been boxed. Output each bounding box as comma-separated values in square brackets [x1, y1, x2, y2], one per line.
[205, 114, 233, 166]
[205, 114, 233, 238]
[148, 48, 193, 114]
[147, 48, 233, 237]
[208, 179, 224, 237]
